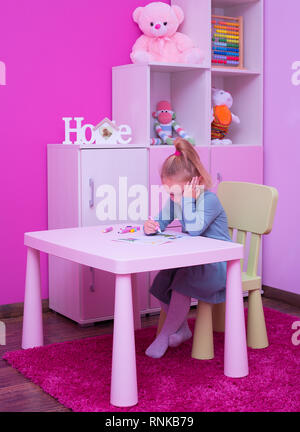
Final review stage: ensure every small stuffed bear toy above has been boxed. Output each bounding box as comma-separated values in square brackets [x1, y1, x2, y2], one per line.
[130, 2, 204, 64]
[211, 88, 240, 145]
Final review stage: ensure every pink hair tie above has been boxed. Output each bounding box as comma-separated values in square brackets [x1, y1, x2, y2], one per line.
[174, 150, 181, 156]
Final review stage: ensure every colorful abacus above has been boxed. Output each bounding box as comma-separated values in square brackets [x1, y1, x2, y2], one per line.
[211, 15, 244, 69]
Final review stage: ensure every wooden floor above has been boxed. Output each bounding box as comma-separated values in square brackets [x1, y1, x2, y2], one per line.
[0, 297, 299, 412]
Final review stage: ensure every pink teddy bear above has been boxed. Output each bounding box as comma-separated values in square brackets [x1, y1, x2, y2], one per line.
[130, 2, 204, 64]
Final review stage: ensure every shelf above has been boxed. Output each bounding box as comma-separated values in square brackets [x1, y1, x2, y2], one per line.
[113, 62, 210, 73]
[149, 62, 210, 72]
[78, 144, 146, 149]
[114, 64, 260, 76]
[113, 63, 211, 148]
[211, 143, 262, 148]
[211, 71, 262, 146]
[212, 67, 260, 76]
[212, 0, 263, 73]
[149, 143, 262, 149]
[149, 145, 211, 150]
[48, 143, 147, 150]
[213, 0, 258, 7]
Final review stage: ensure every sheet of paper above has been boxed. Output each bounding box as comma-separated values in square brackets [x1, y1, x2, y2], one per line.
[113, 232, 186, 246]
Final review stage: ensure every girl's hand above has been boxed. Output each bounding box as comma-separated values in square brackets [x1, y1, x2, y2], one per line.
[144, 219, 159, 235]
[183, 177, 203, 200]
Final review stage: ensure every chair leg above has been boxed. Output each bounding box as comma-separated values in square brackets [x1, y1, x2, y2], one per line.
[191, 301, 214, 360]
[247, 289, 269, 349]
[212, 302, 225, 332]
[156, 309, 167, 336]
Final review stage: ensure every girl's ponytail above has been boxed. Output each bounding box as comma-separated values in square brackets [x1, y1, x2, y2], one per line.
[160, 138, 212, 190]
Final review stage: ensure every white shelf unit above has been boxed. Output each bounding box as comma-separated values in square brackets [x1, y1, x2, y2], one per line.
[113, 0, 264, 149]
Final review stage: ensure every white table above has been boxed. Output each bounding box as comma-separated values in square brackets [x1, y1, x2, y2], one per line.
[22, 224, 248, 407]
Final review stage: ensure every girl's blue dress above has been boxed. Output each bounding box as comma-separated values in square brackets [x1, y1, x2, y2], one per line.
[149, 190, 232, 305]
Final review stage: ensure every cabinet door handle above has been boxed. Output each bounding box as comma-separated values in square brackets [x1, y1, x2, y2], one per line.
[89, 267, 95, 292]
[89, 178, 94, 208]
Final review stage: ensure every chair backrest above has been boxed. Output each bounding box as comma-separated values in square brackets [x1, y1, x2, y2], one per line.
[217, 182, 278, 276]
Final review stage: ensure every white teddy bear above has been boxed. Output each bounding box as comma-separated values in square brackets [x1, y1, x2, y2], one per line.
[211, 88, 240, 145]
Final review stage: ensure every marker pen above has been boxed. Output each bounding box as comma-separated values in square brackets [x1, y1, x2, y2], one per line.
[102, 226, 113, 233]
[149, 216, 162, 234]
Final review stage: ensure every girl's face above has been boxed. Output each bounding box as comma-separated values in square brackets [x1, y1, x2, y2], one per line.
[162, 176, 188, 203]
[162, 175, 204, 203]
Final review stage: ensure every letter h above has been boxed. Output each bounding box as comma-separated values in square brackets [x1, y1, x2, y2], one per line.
[62, 117, 84, 145]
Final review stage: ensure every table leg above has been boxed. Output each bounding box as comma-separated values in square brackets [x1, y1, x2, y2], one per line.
[110, 274, 138, 407]
[224, 259, 248, 378]
[22, 247, 44, 349]
[132, 273, 141, 330]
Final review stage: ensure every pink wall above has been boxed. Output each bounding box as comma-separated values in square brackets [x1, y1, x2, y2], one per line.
[0, 0, 169, 306]
[1, 0, 298, 306]
[263, 0, 300, 294]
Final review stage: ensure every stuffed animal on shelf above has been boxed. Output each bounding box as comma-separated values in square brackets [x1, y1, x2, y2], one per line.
[211, 88, 240, 145]
[130, 2, 204, 64]
[151, 100, 194, 145]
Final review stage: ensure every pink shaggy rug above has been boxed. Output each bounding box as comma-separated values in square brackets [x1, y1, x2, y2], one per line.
[3, 307, 300, 412]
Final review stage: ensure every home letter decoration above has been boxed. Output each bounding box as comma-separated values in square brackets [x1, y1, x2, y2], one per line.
[62, 117, 132, 146]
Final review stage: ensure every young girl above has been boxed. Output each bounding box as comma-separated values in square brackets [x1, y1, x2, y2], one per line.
[144, 137, 232, 359]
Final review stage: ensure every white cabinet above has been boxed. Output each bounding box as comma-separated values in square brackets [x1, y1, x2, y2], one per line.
[47, 145, 150, 324]
[81, 148, 148, 226]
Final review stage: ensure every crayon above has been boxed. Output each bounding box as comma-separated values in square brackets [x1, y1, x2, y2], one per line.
[102, 226, 113, 233]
